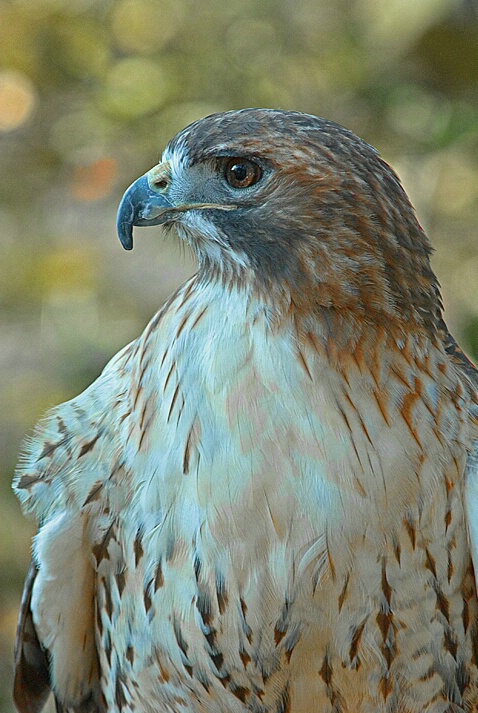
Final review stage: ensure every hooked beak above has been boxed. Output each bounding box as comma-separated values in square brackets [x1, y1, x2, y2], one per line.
[116, 164, 173, 250]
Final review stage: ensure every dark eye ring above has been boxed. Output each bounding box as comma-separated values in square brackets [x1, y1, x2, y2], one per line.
[224, 158, 262, 189]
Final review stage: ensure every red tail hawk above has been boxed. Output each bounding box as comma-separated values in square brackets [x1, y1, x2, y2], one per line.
[13, 109, 478, 712]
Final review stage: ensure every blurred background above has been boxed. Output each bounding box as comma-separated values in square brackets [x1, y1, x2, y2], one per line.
[1, 0, 478, 709]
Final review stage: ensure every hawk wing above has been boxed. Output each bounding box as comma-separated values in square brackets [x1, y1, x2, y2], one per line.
[13, 341, 137, 713]
[440, 321, 478, 595]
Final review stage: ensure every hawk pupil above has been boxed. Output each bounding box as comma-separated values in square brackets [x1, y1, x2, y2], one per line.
[232, 163, 248, 182]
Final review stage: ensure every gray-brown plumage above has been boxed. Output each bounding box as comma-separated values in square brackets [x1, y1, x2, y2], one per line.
[13, 109, 478, 712]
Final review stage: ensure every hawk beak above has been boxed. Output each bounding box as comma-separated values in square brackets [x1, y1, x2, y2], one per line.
[116, 164, 173, 251]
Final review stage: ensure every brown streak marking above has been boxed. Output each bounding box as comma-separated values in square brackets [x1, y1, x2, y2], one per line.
[158, 658, 171, 683]
[38, 439, 67, 460]
[139, 402, 148, 430]
[231, 686, 249, 703]
[401, 340, 415, 367]
[179, 278, 195, 306]
[138, 413, 155, 452]
[210, 651, 224, 670]
[285, 638, 298, 663]
[305, 329, 324, 356]
[377, 559, 396, 699]
[240, 649, 251, 668]
[274, 627, 286, 646]
[126, 646, 134, 665]
[365, 331, 385, 391]
[319, 653, 343, 712]
[462, 593, 470, 634]
[432, 425, 446, 447]
[119, 410, 131, 425]
[373, 389, 391, 426]
[343, 391, 373, 446]
[182, 425, 194, 475]
[444, 629, 457, 659]
[198, 675, 210, 692]
[393, 537, 402, 566]
[176, 394, 185, 427]
[132, 384, 143, 412]
[326, 533, 336, 582]
[138, 351, 153, 385]
[472, 622, 478, 666]
[144, 584, 152, 613]
[379, 674, 392, 701]
[369, 360, 382, 392]
[382, 557, 392, 605]
[334, 398, 364, 470]
[340, 362, 351, 388]
[349, 619, 366, 662]
[104, 630, 112, 666]
[96, 598, 103, 636]
[184, 664, 193, 677]
[79, 434, 100, 457]
[240, 597, 253, 644]
[163, 362, 175, 394]
[173, 619, 189, 657]
[190, 306, 208, 330]
[138, 428, 147, 453]
[338, 574, 350, 612]
[277, 686, 291, 713]
[447, 552, 454, 584]
[154, 560, 164, 590]
[134, 532, 144, 567]
[400, 385, 423, 449]
[319, 653, 332, 685]
[17, 474, 44, 489]
[205, 630, 216, 648]
[203, 628, 217, 651]
[159, 346, 169, 370]
[434, 585, 450, 623]
[419, 667, 436, 682]
[422, 397, 437, 420]
[353, 475, 366, 497]
[216, 578, 228, 614]
[167, 383, 181, 423]
[115, 677, 127, 710]
[83, 481, 103, 505]
[403, 518, 416, 549]
[57, 417, 68, 433]
[352, 338, 366, 374]
[452, 455, 462, 479]
[92, 523, 116, 565]
[390, 364, 412, 389]
[176, 311, 192, 339]
[425, 549, 438, 579]
[297, 347, 313, 381]
[115, 571, 126, 597]
[104, 583, 113, 620]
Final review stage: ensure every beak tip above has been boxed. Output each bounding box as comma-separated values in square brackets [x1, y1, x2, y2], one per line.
[117, 221, 134, 250]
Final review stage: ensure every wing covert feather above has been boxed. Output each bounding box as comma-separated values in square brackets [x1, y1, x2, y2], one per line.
[445, 324, 478, 593]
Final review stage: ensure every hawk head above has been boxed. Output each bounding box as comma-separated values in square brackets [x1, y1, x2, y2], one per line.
[117, 108, 439, 333]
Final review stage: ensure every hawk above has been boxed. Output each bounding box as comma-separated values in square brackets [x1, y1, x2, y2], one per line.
[13, 109, 478, 713]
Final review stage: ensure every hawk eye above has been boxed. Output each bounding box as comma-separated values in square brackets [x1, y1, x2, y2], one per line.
[224, 158, 262, 189]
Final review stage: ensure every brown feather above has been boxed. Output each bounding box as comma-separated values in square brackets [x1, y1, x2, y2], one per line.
[13, 560, 51, 713]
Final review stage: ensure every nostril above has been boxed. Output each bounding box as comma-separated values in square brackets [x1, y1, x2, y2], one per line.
[153, 178, 168, 190]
